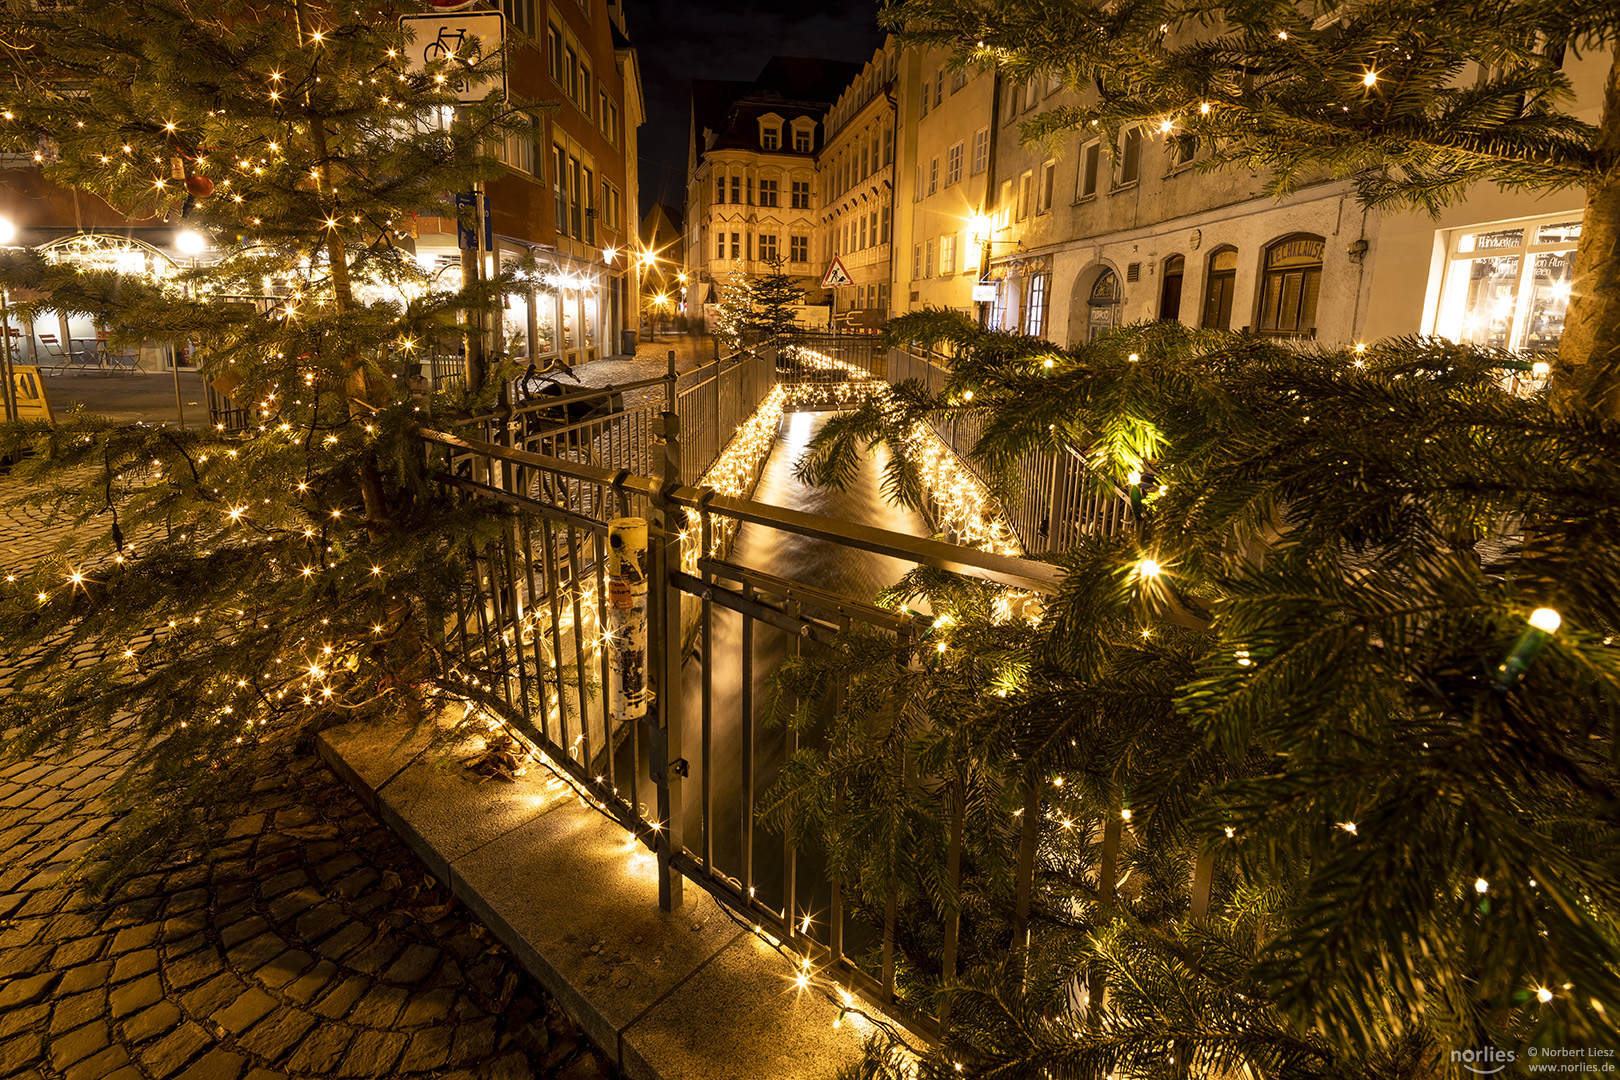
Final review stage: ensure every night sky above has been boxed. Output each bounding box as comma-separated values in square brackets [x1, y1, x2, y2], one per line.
[624, 0, 886, 222]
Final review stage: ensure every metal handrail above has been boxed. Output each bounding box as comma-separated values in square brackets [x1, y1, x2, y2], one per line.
[421, 428, 1061, 595]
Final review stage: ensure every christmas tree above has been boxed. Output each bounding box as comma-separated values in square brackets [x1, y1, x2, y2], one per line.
[0, 0, 541, 890]
[782, 311, 1620, 1076]
[885, 0, 1620, 414]
[745, 254, 808, 361]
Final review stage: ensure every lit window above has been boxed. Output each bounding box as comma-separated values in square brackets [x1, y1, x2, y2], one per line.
[1256, 235, 1325, 339]
[1435, 215, 1581, 354]
[946, 142, 963, 186]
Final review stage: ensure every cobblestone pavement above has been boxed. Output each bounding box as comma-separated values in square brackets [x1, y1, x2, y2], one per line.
[1, 488, 618, 1079]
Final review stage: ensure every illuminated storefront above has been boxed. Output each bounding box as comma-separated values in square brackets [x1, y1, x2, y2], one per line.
[1433, 213, 1581, 354]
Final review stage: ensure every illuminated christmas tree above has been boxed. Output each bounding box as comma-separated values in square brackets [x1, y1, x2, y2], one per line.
[0, 0, 540, 889]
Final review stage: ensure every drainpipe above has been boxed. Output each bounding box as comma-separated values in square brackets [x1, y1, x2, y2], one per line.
[884, 77, 899, 321]
[978, 72, 1005, 328]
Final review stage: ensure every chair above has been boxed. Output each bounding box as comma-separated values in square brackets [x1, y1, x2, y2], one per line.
[36, 332, 79, 376]
[95, 331, 141, 375]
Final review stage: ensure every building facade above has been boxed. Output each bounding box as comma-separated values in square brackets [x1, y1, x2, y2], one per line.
[897, 46, 997, 320]
[0, 0, 642, 375]
[683, 58, 860, 328]
[970, 44, 1604, 357]
[817, 41, 901, 325]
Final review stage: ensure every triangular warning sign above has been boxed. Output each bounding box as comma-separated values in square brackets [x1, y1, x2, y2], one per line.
[821, 256, 854, 289]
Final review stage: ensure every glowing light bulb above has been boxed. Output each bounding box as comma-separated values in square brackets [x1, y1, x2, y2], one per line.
[1537, 987, 1553, 1003]
[1529, 609, 1562, 634]
[1138, 558, 1161, 578]
[1363, 71, 1378, 86]
[1475, 877, 1489, 894]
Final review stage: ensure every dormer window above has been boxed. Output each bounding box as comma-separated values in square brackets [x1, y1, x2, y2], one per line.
[762, 126, 780, 151]
[793, 128, 811, 152]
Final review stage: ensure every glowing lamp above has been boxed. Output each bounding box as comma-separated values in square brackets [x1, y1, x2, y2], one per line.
[176, 230, 207, 256]
[0, 217, 15, 245]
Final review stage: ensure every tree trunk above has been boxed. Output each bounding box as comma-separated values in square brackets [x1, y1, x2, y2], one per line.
[1556, 45, 1620, 418]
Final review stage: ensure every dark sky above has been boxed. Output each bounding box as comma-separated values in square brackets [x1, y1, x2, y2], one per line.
[624, 0, 885, 223]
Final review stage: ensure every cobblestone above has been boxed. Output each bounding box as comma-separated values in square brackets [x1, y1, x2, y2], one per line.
[0, 490, 620, 1078]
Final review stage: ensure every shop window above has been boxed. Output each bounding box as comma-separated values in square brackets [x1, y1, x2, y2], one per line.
[1024, 273, 1048, 337]
[1435, 215, 1581, 353]
[1203, 246, 1237, 329]
[1256, 234, 1324, 338]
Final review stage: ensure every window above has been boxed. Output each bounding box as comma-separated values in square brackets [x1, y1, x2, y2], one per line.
[935, 70, 944, 107]
[1435, 216, 1582, 353]
[548, 24, 564, 84]
[883, 126, 894, 165]
[716, 175, 724, 205]
[730, 232, 741, 259]
[1024, 272, 1048, 336]
[1160, 254, 1185, 321]
[859, 214, 868, 250]
[583, 165, 595, 243]
[1117, 127, 1142, 186]
[503, 113, 537, 174]
[1171, 134, 1195, 168]
[880, 205, 891, 244]
[746, 176, 754, 205]
[929, 156, 939, 195]
[951, 68, 968, 93]
[1256, 235, 1324, 338]
[791, 180, 810, 209]
[794, 127, 812, 152]
[914, 162, 924, 201]
[564, 46, 579, 99]
[604, 100, 618, 146]
[870, 210, 879, 247]
[946, 142, 963, 186]
[746, 233, 753, 260]
[602, 180, 621, 230]
[717, 232, 726, 260]
[577, 62, 591, 117]
[920, 80, 931, 118]
[568, 155, 582, 239]
[1005, 83, 1020, 123]
[1046, 70, 1062, 96]
[971, 128, 989, 175]
[1077, 140, 1101, 200]
[790, 234, 809, 262]
[913, 244, 922, 280]
[1016, 170, 1032, 220]
[1038, 159, 1056, 213]
[730, 176, 741, 204]
[860, 142, 870, 178]
[500, 0, 535, 35]
[760, 234, 779, 261]
[925, 239, 935, 277]
[941, 234, 956, 275]
[762, 126, 780, 150]
[760, 178, 779, 207]
[553, 145, 567, 233]
[1202, 246, 1238, 330]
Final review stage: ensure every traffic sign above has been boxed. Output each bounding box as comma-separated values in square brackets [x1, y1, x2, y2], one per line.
[821, 256, 853, 289]
[400, 12, 506, 103]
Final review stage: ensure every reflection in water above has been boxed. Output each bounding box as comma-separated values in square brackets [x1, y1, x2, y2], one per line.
[666, 412, 929, 944]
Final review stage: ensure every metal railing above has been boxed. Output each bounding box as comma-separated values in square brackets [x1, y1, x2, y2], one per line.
[886, 348, 1134, 550]
[423, 422, 1058, 1037]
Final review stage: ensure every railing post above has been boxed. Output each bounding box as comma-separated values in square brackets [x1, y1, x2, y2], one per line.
[649, 389, 685, 912]
[1045, 452, 1063, 554]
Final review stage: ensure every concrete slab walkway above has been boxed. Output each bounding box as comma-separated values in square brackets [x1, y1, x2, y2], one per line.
[317, 723, 879, 1080]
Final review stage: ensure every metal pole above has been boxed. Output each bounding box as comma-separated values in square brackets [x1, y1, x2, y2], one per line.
[606, 518, 649, 725]
[650, 386, 684, 911]
[1, 290, 17, 422]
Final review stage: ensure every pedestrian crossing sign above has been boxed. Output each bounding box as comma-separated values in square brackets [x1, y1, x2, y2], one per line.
[821, 257, 853, 289]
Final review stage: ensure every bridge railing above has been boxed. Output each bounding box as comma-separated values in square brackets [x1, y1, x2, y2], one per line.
[423, 420, 1058, 1039]
[886, 348, 1134, 550]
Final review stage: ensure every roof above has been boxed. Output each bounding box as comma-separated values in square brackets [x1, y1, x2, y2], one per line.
[690, 56, 864, 165]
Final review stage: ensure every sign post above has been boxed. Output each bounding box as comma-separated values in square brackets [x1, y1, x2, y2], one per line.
[607, 518, 649, 723]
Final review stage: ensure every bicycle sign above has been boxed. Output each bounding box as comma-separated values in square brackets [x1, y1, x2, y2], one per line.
[399, 12, 506, 103]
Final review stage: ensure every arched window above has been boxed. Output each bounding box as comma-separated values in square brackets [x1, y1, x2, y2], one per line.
[1257, 234, 1324, 338]
[1087, 269, 1121, 342]
[1159, 254, 1185, 322]
[1202, 246, 1238, 330]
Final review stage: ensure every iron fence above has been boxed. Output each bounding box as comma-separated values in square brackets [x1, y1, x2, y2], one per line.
[422, 422, 1059, 1037]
